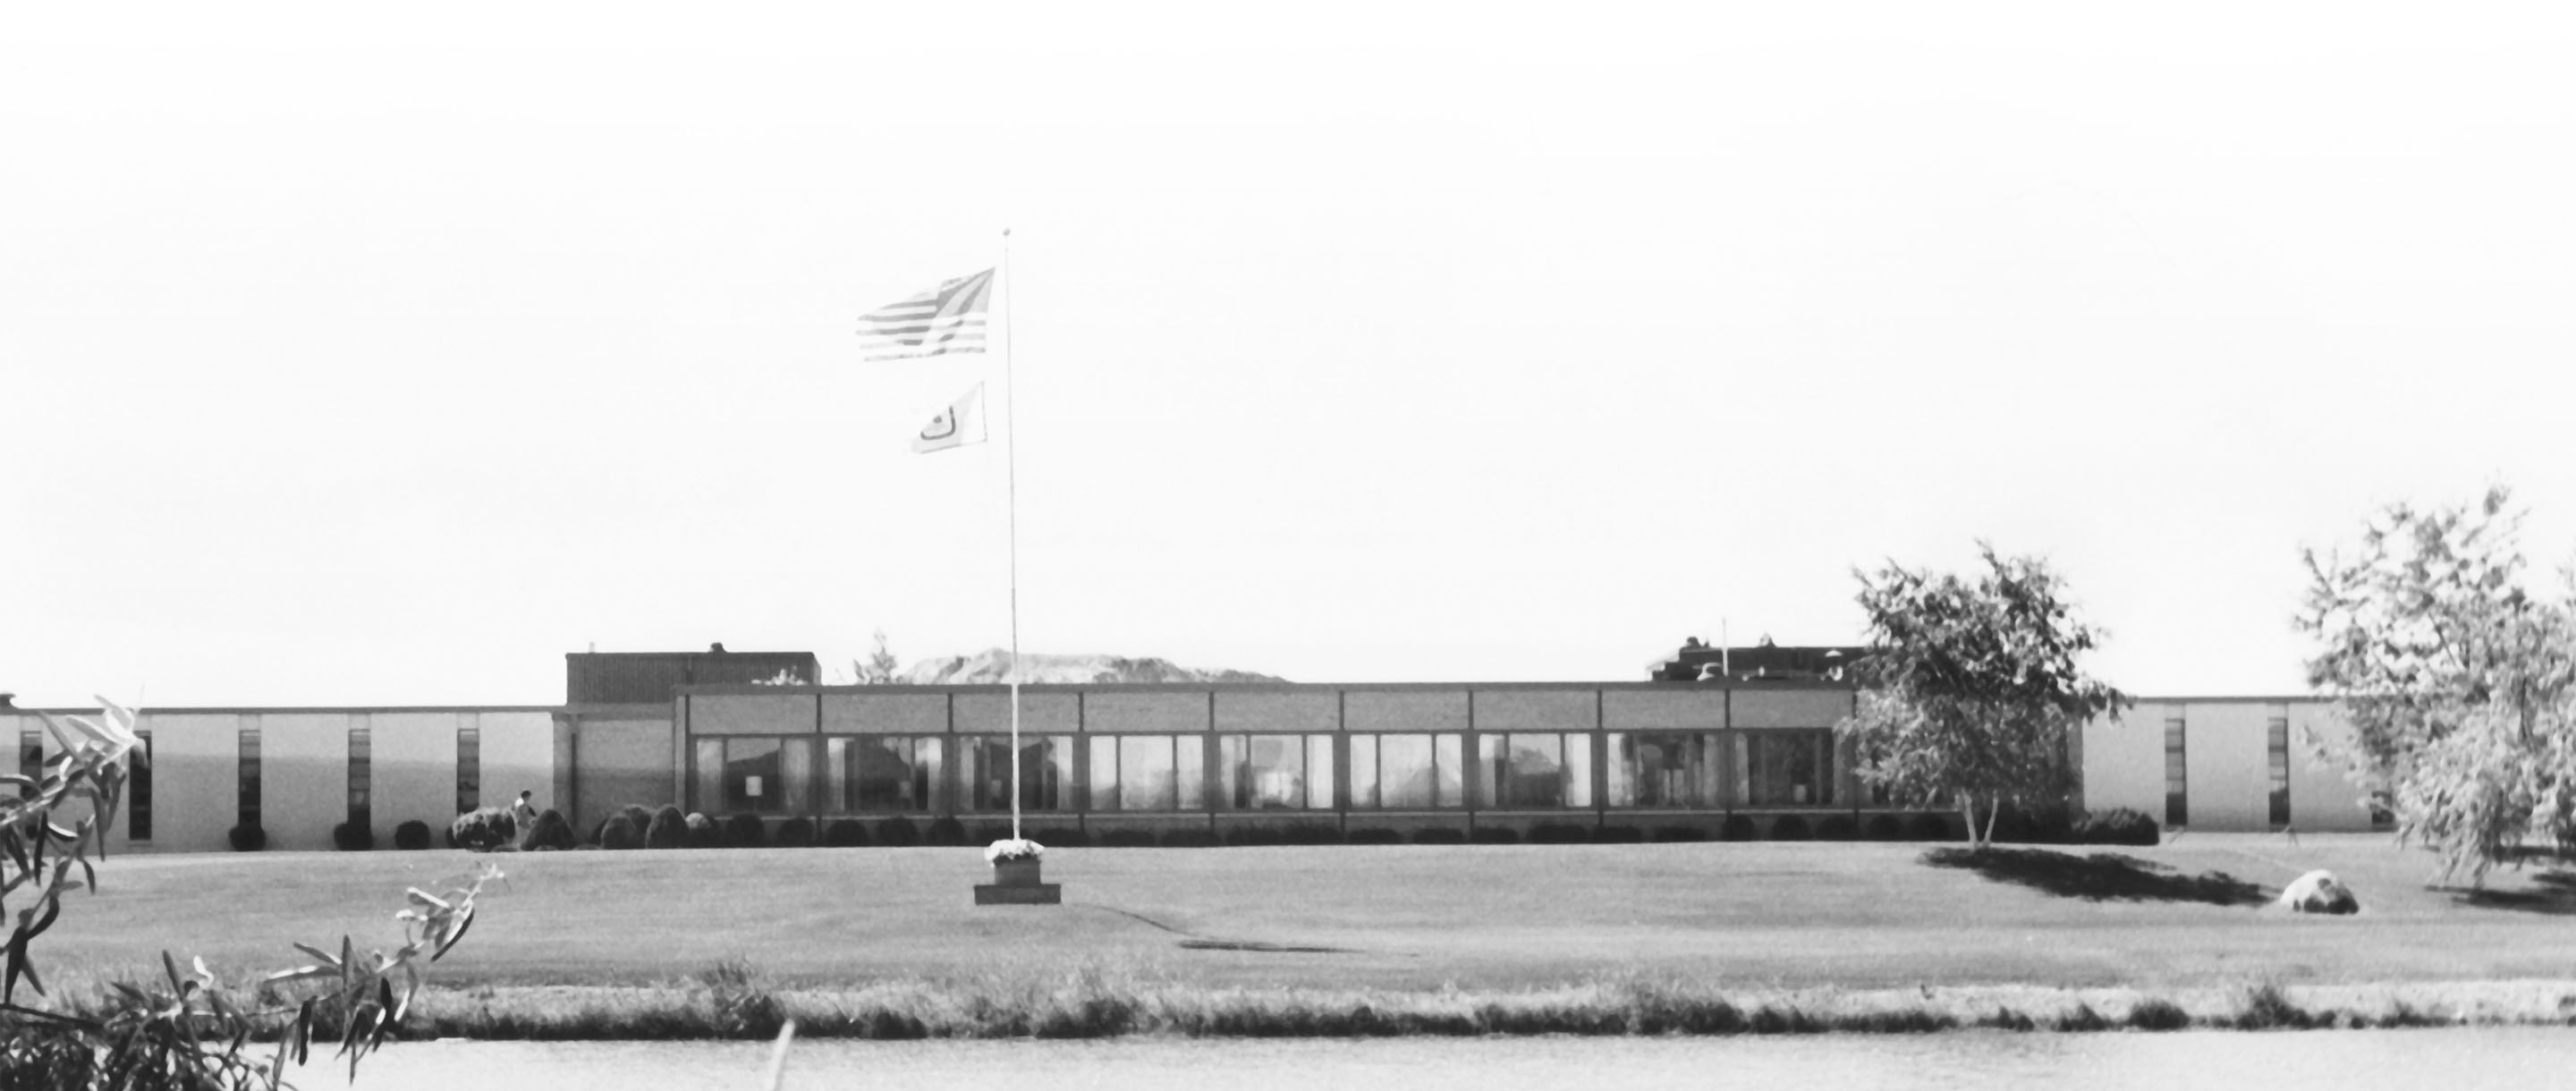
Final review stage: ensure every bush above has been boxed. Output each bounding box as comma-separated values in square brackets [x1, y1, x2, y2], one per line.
[1469, 826, 1521, 844]
[924, 817, 966, 847]
[521, 808, 577, 852]
[229, 824, 267, 852]
[1098, 828, 1157, 848]
[1659, 825, 1713, 843]
[1768, 815, 1811, 842]
[1528, 823, 1589, 844]
[724, 813, 767, 848]
[1907, 813, 1953, 842]
[2073, 808, 2161, 846]
[1282, 823, 1343, 846]
[1718, 815, 1757, 842]
[620, 804, 654, 837]
[647, 806, 687, 849]
[1865, 814, 1903, 841]
[599, 815, 643, 850]
[1816, 814, 1858, 841]
[772, 817, 815, 848]
[1411, 827, 1466, 845]
[1031, 826, 1089, 848]
[393, 819, 432, 850]
[877, 816, 922, 847]
[1159, 827, 1220, 848]
[448, 807, 516, 851]
[684, 812, 724, 849]
[822, 817, 869, 847]
[1224, 825, 1285, 848]
[1346, 827, 1402, 845]
[333, 822, 376, 851]
[1592, 825, 1645, 843]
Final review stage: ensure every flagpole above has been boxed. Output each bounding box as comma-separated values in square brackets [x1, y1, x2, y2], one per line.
[1003, 227, 1022, 842]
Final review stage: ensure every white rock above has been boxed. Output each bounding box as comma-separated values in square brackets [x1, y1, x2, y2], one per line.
[2281, 869, 2360, 914]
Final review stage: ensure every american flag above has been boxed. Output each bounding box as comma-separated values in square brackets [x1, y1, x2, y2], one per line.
[858, 267, 995, 361]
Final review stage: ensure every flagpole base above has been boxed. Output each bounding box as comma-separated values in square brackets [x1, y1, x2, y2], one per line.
[973, 883, 1061, 906]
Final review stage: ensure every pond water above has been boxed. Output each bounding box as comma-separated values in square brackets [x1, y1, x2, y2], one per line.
[301, 1029, 2576, 1090]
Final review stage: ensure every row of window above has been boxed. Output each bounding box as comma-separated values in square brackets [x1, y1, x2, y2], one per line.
[231, 717, 484, 833]
[2163, 715, 2301, 829]
[689, 730, 1843, 816]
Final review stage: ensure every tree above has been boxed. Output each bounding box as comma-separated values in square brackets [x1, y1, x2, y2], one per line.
[1836, 546, 2128, 846]
[852, 628, 902, 685]
[2296, 486, 2576, 884]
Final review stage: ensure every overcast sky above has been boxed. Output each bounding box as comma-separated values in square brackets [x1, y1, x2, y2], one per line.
[6, 4, 2574, 708]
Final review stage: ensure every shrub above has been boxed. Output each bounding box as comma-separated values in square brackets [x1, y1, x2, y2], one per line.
[599, 815, 643, 850]
[228, 824, 267, 852]
[1907, 813, 1953, 842]
[1528, 823, 1589, 844]
[1031, 825, 1089, 848]
[1346, 827, 1402, 845]
[724, 813, 767, 848]
[1224, 825, 1285, 848]
[1098, 829, 1157, 848]
[393, 819, 432, 850]
[1865, 814, 1903, 841]
[521, 808, 577, 851]
[822, 818, 868, 847]
[1159, 827, 1220, 848]
[2073, 807, 2161, 846]
[772, 817, 815, 848]
[449, 807, 516, 851]
[1410, 827, 1466, 845]
[1469, 826, 1520, 844]
[1718, 815, 1757, 842]
[647, 806, 687, 849]
[1282, 823, 1343, 846]
[2127, 998, 2190, 1031]
[1815, 814, 1857, 841]
[1768, 815, 1811, 842]
[924, 817, 966, 847]
[877, 816, 923, 847]
[1592, 825, 1645, 843]
[1659, 825, 1714, 843]
[333, 822, 376, 851]
[683, 812, 724, 849]
[620, 804, 654, 836]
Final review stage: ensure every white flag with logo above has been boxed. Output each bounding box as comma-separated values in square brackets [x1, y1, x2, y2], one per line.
[911, 384, 987, 453]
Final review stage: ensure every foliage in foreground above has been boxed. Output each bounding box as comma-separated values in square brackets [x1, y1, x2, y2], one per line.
[1, 698, 499, 1090]
[2298, 487, 2576, 883]
[1837, 545, 2127, 845]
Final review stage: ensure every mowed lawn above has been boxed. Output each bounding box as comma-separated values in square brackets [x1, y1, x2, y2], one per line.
[42, 835, 2576, 994]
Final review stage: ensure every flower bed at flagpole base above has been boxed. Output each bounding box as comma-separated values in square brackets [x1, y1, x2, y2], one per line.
[975, 839, 1060, 906]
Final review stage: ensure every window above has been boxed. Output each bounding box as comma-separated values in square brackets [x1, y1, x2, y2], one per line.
[348, 722, 372, 829]
[964, 735, 1072, 812]
[1738, 731, 1833, 807]
[2267, 715, 2292, 828]
[1607, 732, 1722, 808]
[129, 729, 152, 841]
[1348, 733, 1464, 808]
[1218, 734, 1323, 809]
[696, 738, 817, 814]
[1484, 733, 1594, 808]
[17, 728, 39, 796]
[2164, 716, 2188, 827]
[828, 736, 945, 812]
[238, 718, 262, 829]
[1086, 735, 1206, 812]
[456, 715, 481, 814]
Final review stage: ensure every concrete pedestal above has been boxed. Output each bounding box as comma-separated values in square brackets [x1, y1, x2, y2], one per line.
[974, 858, 1061, 906]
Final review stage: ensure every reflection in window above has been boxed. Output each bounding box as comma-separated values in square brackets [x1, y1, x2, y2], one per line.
[722, 738, 782, 812]
[2267, 715, 2291, 828]
[347, 723, 372, 828]
[1350, 733, 1463, 808]
[1219, 734, 1311, 809]
[966, 735, 1072, 812]
[238, 719, 262, 829]
[1738, 731, 1832, 807]
[456, 716, 481, 815]
[1489, 733, 1592, 808]
[1607, 732, 1719, 808]
[129, 729, 153, 840]
[1090, 735, 1204, 812]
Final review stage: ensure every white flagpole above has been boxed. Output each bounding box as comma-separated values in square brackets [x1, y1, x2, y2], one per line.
[1003, 227, 1022, 842]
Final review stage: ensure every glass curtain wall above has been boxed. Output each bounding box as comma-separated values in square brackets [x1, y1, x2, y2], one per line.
[1737, 731, 1833, 807]
[826, 736, 945, 812]
[965, 735, 1072, 812]
[1347, 733, 1464, 808]
[1089, 735, 1206, 811]
[1218, 734, 1329, 809]
[1484, 732, 1594, 808]
[1606, 732, 1721, 808]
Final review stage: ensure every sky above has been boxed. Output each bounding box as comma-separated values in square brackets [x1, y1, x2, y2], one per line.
[5, 4, 2575, 708]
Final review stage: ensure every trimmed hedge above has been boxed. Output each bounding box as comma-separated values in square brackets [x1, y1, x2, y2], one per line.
[1528, 823, 1589, 844]
[1468, 827, 1521, 845]
[1030, 826, 1089, 849]
[877, 816, 922, 847]
[724, 813, 766, 848]
[1098, 829, 1158, 848]
[1592, 825, 1646, 843]
[683, 812, 723, 850]
[2072, 807, 2161, 846]
[1816, 814, 1858, 841]
[621, 805, 655, 841]
[1224, 826, 1286, 848]
[229, 824, 267, 852]
[1865, 814, 1903, 841]
[1767, 815, 1811, 842]
[1282, 823, 1342, 846]
[1906, 813, 1953, 842]
[1717, 815, 1757, 842]
[822, 818, 869, 848]
[1658, 825, 1713, 843]
[773, 817, 815, 848]
[1159, 827, 1220, 849]
[332, 822, 375, 851]
[647, 806, 687, 849]
[521, 808, 577, 852]
[449, 808, 516, 851]
[924, 817, 966, 847]
[393, 819, 433, 850]
[599, 815, 643, 850]
[1345, 827, 1402, 845]
[1410, 827, 1466, 845]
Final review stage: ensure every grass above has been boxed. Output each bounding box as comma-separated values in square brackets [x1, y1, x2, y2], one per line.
[28, 834, 2576, 1036]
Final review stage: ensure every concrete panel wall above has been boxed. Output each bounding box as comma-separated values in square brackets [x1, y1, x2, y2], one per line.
[822, 693, 948, 735]
[2182, 702, 2273, 831]
[1344, 690, 1467, 733]
[575, 718, 677, 826]
[1730, 689, 1852, 729]
[1085, 691, 1210, 733]
[1602, 689, 1728, 730]
[2290, 703, 2374, 832]
[482, 712, 559, 819]
[1471, 689, 1598, 731]
[371, 713, 462, 835]
[691, 694, 817, 736]
[2081, 703, 2168, 820]
[258, 714, 352, 851]
[1215, 691, 1337, 734]
[953, 692, 1080, 735]
[133, 714, 240, 853]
